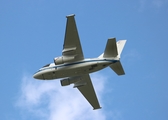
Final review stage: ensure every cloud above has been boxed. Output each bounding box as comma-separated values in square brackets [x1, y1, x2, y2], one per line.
[16, 73, 108, 120]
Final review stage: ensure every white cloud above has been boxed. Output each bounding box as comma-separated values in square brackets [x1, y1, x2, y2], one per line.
[16, 73, 108, 120]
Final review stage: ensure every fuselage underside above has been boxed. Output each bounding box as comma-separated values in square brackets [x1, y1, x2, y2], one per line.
[34, 58, 119, 80]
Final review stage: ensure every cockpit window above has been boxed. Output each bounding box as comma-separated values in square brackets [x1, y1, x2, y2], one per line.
[42, 64, 50, 68]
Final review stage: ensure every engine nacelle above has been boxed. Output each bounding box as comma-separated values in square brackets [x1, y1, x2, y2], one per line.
[54, 56, 63, 65]
[60, 76, 81, 86]
[54, 56, 75, 65]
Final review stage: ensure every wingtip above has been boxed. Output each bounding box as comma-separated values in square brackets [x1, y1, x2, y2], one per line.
[93, 107, 102, 110]
[66, 14, 75, 18]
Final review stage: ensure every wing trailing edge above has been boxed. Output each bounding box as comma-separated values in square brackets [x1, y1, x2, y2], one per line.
[75, 74, 101, 110]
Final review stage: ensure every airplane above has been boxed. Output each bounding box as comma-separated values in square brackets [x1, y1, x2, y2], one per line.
[33, 14, 126, 110]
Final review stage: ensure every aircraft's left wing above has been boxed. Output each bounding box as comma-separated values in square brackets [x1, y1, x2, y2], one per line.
[74, 74, 101, 110]
[62, 14, 84, 62]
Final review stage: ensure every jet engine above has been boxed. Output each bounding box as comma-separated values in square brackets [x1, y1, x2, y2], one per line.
[60, 76, 81, 86]
[54, 56, 74, 65]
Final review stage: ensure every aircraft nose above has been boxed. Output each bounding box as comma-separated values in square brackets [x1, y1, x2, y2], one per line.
[33, 73, 44, 80]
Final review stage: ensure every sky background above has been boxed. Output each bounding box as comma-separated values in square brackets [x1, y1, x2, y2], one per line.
[0, 0, 168, 120]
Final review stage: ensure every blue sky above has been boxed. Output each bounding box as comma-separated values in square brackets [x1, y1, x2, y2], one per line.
[1, 0, 168, 120]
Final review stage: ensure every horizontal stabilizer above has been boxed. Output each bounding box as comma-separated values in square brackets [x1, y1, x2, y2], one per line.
[103, 38, 118, 58]
[110, 61, 125, 75]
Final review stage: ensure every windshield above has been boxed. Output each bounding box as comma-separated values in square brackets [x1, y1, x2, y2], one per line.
[42, 64, 50, 68]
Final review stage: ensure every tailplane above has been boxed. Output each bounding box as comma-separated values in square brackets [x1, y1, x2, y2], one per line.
[109, 61, 125, 75]
[99, 38, 126, 75]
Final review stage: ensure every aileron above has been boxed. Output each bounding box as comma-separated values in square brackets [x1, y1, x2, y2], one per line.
[75, 75, 101, 110]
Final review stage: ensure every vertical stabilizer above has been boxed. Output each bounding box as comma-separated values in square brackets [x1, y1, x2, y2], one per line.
[116, 40, 126, 58]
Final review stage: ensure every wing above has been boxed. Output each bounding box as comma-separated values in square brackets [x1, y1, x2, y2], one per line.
[62, 14, 84, 62]
[74, 74, 101, 110]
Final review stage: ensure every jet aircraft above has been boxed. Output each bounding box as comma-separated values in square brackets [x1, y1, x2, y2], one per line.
[33, 14, 126, 110]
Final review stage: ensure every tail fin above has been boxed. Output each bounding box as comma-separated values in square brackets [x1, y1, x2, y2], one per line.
[98, 38, 126, 75]
[116, 40, 126, 58]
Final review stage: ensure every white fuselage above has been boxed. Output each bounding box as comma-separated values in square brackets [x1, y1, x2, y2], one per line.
[33, 58, 119, 80]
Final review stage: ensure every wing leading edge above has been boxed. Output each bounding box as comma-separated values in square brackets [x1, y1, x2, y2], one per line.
[63, 14, 84, 62]
[75, 74, 101, 110]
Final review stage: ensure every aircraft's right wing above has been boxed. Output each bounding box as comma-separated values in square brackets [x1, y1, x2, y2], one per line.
[62, 14, 84, 62]
[74, 74, 101, 110]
